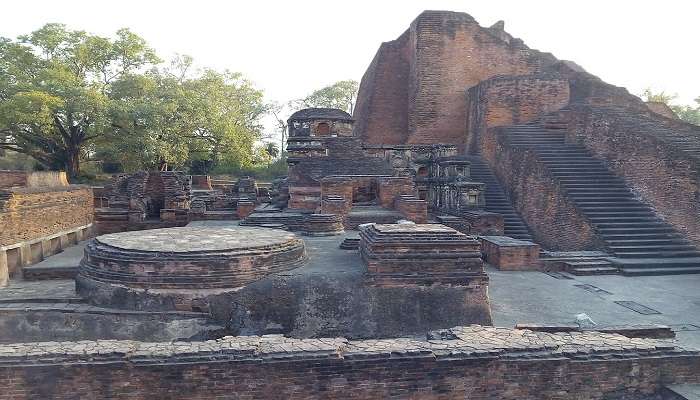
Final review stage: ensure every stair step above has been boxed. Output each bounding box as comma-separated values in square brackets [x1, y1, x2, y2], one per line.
[614, 251, 700, 259]
[621, 266, 700, 276]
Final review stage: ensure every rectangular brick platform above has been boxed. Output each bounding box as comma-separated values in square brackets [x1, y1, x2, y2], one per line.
[360, 223, 486, 285]
[480, 235, 541, 270]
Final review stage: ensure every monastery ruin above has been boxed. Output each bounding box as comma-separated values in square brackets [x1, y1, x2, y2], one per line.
[0, 10, 699, 399]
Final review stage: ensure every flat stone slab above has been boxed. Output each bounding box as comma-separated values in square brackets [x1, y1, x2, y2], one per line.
[481, 235, 537, 247]
[371, 223, 456, 234]
[96, 226, 296, 253]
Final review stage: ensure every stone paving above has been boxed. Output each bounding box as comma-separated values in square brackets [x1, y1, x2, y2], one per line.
[0, 325, 692, 365]
[0, 280, 77, 302]
[97, 226, 297, 252]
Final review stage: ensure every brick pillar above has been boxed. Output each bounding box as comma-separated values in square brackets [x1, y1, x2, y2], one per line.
[0, 250, 8, 287]
[237, 201, 256, 219]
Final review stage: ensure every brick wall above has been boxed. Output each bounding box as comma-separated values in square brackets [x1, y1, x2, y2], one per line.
[466, 75, 570, 154]
[377, 177, 415, 208]
[483, 130, 602, 250]
[0, 186, 93, 247]
[0, 328, 697, 400]
[354, 11, 559, 150]
[395, 195, 428, 223]
[557, 105, 700, 247]
[0, 171, 68, 189]
[353, 31, 411, 145]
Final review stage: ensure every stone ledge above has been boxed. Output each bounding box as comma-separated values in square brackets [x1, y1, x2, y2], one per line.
[0, 325, 694, 367]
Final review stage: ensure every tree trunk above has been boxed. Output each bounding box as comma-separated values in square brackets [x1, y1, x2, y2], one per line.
[65, 146, 81, 181]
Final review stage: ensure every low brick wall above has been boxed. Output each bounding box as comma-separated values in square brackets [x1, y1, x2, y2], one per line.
[480, 236, 541, 270]
[0, 326, 697, 399]
[461, 210, 504, 235]
[377, 176, 414, 208]
[395, 195, 428, 223]
[0, 171, 68, 188]
[0, 186, 93, 247]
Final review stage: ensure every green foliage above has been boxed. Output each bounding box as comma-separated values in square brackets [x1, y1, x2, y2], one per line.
[641, 88, 677, 104]
[0, 24, 159, 179]
[672, 97, 700, 126]
[264, 142, 279, 159]
[107, 64, 266, 173]
[641, 88, 700, 126]
[298, 80, 358, 113]
[0, 25, 267, 180]
[213, 156, 288, 182]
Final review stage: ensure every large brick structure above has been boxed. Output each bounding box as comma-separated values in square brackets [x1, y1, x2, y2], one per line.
[354, 11, 560, 150]
[353, 10, 700, 273]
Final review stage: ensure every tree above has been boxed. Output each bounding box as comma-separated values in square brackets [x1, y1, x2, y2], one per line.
[641, 88, 677, 104]
[264, 142, 279, 160]
[0, 24, 159, 179]
[268, 101, 290, 156]
[107, 61, 267, 173]
[641, 88, 700, 126]
[673, 97, 700, 125]
[298, 80, 359, 113]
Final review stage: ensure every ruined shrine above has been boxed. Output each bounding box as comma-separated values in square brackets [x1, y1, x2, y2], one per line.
[1, 9, 699, 400]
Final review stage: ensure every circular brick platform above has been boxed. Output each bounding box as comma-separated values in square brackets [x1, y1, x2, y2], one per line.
[76, 227, 307, 311]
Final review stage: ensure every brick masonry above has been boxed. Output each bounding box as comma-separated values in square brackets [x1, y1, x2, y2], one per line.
[480, 235, 541, 270]
[0, 326, 697, 399]
[0, 186, 93, 247]
[484, 129, 603, 250]
[556, 105, 700, 248]
[466, 75, 570, 154]
[354, 11, 559, 151]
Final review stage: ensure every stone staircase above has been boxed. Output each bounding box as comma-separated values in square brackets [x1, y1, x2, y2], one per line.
[467, 157, 534, 241]
[502, 123, 700, 275]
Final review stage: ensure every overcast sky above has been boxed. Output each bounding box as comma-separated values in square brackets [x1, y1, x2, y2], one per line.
[3, 0, 698, 117]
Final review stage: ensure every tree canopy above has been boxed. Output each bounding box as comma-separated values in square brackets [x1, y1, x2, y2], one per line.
[298, 80, 358, 114]
[0, 24, 267, 179]
[641, 88, 700, 125]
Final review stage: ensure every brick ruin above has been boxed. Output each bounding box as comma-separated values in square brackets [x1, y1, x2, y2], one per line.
[1, 9, 700, 399]
[347, 10, 700, 275]
[0, 171, 93, 286]
[76, 227, 307, 312]
[1, 326, 699, 400]
[94, 171, 264, 234]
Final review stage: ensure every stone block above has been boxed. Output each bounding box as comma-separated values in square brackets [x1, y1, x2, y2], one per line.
[360, 223, 486, 286]
[480, 235, 541, 270]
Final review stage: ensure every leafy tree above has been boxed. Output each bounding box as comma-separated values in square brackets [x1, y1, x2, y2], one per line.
[264, 142, 279, 160]
[107, 65, 267, 173]
[641, 88, 700, 125]
[0, 24, 159, 179]
[673, 97, 700, 125]
[298, 80, 358, 113]
[641, 88, 677, 104]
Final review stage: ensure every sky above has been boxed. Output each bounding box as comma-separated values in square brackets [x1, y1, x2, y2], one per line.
[2, 0, 699, 134]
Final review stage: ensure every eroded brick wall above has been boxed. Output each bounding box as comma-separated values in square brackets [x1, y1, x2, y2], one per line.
[377, 177, 415, 208]
[558, 105, 700, 247]
[0, 186, 94, 246]
[353, 31, 412, 145]
[354, 11, 559, 150]
[466, 75, 570, 154]
[0, 350, 697, 399]
[483, 130, 602, 250]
